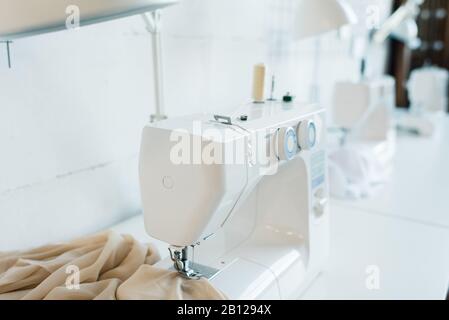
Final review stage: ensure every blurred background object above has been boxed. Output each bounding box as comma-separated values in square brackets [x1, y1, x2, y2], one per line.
[408, 65, 448, 114]
[293, 0, 357, 40]
[389, 0, 449, 110]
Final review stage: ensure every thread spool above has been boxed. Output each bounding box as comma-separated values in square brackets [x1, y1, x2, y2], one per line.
[252, 63, 266, 103]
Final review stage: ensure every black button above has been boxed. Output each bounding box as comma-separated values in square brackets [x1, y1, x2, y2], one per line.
[283, 94, 293, 103]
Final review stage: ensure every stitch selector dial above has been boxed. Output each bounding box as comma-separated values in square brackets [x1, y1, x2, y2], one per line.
[297, 119, 317, 150]
[275, 127, 298, 161]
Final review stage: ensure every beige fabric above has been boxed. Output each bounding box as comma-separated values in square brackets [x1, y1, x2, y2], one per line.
[0, 231, 226, 300]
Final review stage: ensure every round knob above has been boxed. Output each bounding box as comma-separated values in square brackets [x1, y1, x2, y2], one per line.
[313, 188, 328, 217]
[297, 120, 317, 151]
[314, 201, 327, 217]
[276, 127, 298, 161]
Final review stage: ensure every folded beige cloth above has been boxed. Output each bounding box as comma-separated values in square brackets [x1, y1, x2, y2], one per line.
[0, 231, 226, 300]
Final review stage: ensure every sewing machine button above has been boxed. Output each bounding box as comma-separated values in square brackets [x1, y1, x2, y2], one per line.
[313, 188, 328, 217]
[162, 176, 174, 189]
[314, 188, 325, 199]
[314, 204, 324, 216]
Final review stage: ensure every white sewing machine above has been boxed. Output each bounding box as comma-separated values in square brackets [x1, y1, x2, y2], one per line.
[327, 0, 424, 194]
[332, 75, 396, 143]
[139, 101, 329, 299]
[329, 76, 396, 198]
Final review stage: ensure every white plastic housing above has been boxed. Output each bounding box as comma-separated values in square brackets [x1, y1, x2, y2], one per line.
[139, 118, 248, 247]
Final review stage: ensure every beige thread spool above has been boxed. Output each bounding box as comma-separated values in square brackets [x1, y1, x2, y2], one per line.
[252, 63, 266, 103]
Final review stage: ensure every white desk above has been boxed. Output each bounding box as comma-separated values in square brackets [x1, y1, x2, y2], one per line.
[302, 202, 449, 299]
[304, 116, 449, 299]
[111, 117, 449, 299]
[333, 116, 449, 228]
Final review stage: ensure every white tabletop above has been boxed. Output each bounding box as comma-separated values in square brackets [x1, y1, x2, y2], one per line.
[112, 205, 449, 300]
[333, 116, 449, 229]
[302, 202, 449, 300]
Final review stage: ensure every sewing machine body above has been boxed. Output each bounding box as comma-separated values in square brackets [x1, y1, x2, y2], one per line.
[139, 101, 329, 299]
[332, 76, 396, 179]
[333, 75, 396, 142]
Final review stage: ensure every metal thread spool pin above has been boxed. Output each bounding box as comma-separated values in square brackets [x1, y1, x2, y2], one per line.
[1, 41, 12, 68]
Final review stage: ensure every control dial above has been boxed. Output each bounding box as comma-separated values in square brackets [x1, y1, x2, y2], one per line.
[297, 119, 317, 150]
[275, 127, 298, 161]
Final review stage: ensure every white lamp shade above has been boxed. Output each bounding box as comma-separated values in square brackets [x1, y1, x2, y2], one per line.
[293, 0, 357, 40]
[0, 0, 178, 40]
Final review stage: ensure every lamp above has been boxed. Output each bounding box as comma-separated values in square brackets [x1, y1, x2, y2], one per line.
[372, 0, 423, 47]
[390, 18, 421, 49]
[0, 0, 179, 121]
[0, 0, 178, 40]
[293, 0, 358, 40]
[288, 0, 357, 103]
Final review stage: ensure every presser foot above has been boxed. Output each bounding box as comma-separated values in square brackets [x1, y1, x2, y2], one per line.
[168, 246, 220, 280]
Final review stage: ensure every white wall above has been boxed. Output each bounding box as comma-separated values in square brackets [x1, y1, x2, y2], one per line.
[0, 0, 392, 250]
